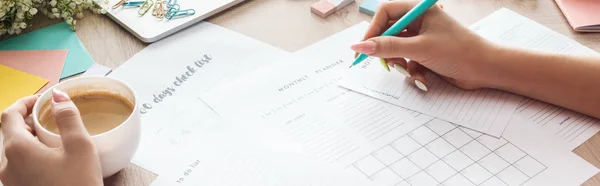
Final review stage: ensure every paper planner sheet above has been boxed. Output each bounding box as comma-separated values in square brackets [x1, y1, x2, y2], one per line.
[106, 22, 369, 185]
[202, 22, 598, 186]
[340, 8, 600, 149]
[148, 122, 371, 186]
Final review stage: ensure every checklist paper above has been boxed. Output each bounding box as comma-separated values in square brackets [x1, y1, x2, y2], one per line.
[470, 8, 600, 150]
[202, 21, 598, 186]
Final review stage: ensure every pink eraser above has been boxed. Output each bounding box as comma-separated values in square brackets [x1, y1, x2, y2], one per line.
[311, 0, 336, 18]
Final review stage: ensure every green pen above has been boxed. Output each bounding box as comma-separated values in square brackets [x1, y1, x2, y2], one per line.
[350, 0, 439, 68]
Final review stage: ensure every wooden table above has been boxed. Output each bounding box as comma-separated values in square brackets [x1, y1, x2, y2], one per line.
[2, 0, 600, 185]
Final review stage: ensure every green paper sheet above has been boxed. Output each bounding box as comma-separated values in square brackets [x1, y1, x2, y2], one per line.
[0, 22, 95, 79]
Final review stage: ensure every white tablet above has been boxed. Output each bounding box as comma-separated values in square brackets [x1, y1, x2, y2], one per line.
[100, 0, 245, 43]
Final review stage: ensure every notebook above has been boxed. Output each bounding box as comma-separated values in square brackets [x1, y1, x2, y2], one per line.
[98, 0, 246, 43]
[554, 0, 600, 32]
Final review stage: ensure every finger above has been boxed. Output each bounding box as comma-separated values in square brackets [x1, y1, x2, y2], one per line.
[385, 58, 410, 77]
[406, 60, 428, 91]
[50, 89, 93, 153]
[1, 95, 39, 140]
[362, 1, 423, 41]
[24, 115, 35, 135]
[351, 36, 426, 59]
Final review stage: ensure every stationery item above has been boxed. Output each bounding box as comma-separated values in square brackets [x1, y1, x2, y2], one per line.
[554, 0, 600, 32]
[152, 0, 166, 19]
[33, 76, 141, 178]
[149, 125, 372, 186]
[138, 0, 154, 15]
[470, 8, 600, 150]
[340, 62, 522, 137]
[82, 63, 113, 76]
[107, 22, 289, 176]
[310, 0, 355, 18]
[359, 0, 386, 16]
[0, 64, 48, 113]
[0, 50, 67, 93]
[351, 116, 598, 186]
[165, 4, 196, 20]
[202, 22, 598, 186]
[98, 0, 245, 42]
[351, 0, 438, 67]
[0, 22, 95, 79]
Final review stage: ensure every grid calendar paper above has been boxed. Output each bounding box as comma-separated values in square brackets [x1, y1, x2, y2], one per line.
[347, 117, 598, 186]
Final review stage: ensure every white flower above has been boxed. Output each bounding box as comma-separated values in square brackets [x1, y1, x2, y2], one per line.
[64, 0, 71, 3]
[61, 12, 68, 18]
[52, 8, 58, 13]
[50, 0, 57, 6]
[53, 13, 60, 17]
[0, 12, 5, 18]
[15, 28, 21, 34]
[29, 8, 37, 15]
[22, 6, 29, 11]
[12, 23, 19, 29]
[100, 8, 106, 14]
[7, 28, 14, 34]
[20, 22, 26, 29]
[16, 12, 24, 19]
[69, 2, 76, 9]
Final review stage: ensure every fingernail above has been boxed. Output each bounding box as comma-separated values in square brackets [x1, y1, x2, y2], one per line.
[351, 41, 376, 55]
[354, 52, 359, 58]
[394, 64, 410, 77]
[52, 89, 71, 103]
[415, 80, 428, 91]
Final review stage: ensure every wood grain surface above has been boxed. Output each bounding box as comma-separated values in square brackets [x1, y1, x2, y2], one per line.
[1, 0, 599, 185]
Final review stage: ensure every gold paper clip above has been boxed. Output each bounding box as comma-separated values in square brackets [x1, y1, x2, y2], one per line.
[112, 0, 126, 9]
[152, 0, 166, 19]
[138, 0, 154, 16]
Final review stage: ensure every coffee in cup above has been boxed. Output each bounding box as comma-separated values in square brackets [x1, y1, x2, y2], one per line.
[38, 90, 134, 136]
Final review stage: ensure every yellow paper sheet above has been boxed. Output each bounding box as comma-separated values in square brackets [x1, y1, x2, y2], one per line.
[0, 64, 48, 113]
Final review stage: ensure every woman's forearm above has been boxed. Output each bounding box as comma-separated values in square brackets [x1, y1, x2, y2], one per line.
[484, 45, 600, 118]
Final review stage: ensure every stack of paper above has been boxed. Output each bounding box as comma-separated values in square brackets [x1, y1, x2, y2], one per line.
[105, 8, 599, 186]
[0, 22, 110, 112]
[0, 22, 96, 79]
[201, 14, 600, 185]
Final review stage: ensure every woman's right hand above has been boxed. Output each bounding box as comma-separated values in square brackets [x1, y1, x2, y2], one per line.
[351, 0, 500, 91]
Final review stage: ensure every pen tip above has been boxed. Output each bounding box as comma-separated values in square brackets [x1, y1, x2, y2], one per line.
[348, 65, 353, 68]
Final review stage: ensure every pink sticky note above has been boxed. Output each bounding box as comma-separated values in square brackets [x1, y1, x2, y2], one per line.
[0, 50, 68, 93]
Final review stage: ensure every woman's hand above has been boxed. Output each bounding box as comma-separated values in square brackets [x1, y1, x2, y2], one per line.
[351, 0, 499, 90]
[0, 89, 103, 186]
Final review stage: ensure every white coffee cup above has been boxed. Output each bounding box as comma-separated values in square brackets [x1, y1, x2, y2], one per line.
[32, 76, 141, 178]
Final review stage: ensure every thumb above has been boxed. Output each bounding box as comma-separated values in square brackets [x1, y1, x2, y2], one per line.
[351, 36, 427, 60]
[50, 89, 93, 153]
